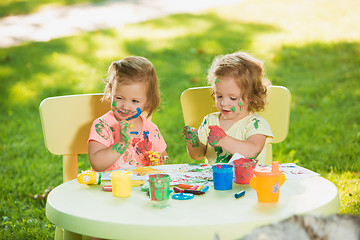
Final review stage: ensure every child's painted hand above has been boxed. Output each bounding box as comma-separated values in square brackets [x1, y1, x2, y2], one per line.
[112, 121, 131, 154]
[208, 125, 227, 146]
[147, 151, 171, 165]
[119, 120, 131, 145]
[148, 151, 162, 166]
[183, 125, 200, 148]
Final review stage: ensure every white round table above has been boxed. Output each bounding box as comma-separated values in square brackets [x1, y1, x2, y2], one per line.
[46, 174, 339, 240]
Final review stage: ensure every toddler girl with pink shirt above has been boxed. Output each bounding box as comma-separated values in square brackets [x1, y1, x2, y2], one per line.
[88, 56, 169, 172]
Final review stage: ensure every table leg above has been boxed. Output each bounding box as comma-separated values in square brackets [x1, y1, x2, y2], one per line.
[63, 229, 82, 240]
[54, 226, 63, 240]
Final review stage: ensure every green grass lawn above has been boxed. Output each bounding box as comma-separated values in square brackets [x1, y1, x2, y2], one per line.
[1, 0, 359, 238]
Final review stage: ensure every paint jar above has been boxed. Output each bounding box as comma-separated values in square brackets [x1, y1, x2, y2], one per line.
[148, 174, 171, 208]
[212, 164, 233, 190]
[111, 171, 132, 198]
[234, 158, 256, 184]
[250, 161, 285, 203]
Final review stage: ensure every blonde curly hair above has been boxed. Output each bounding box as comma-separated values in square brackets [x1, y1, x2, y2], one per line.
[207, 51, 271, 112]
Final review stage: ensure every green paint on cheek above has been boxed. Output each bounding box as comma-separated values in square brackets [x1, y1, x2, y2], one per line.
[112, 101, 117, 108]
[215, 78, 220, 84]
[231, 106, 235, 112]
[239, 102, 242, 111]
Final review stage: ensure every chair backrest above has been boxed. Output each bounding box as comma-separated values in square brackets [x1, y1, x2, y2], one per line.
[180, 85, 291, 165]
[39, 94, 110, 182]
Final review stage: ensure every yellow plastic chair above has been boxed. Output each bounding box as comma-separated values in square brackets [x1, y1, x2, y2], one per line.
[180, 85, 291, 165]
[39, 93, 110, 183]
[40, 93, 110, 240]
[40, 94, 152, 240]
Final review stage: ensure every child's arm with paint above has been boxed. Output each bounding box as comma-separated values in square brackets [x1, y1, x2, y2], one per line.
[88, 121, 131, 172]
[208, 125, 266, 159]
[182, 125, 207, 160]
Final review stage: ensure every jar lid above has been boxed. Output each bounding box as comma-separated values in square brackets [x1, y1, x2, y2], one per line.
[212, 164, 233, 173]
[148, 174, 171, 183]
[233, 158, 256, 168]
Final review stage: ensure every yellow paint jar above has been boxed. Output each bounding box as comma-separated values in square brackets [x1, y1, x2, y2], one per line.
[111, 171, 132, 198]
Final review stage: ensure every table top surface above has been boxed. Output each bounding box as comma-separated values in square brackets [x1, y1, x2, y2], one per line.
[46, 164, 340, 240]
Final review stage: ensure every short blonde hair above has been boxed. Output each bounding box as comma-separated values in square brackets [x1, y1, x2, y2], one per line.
[102, 56, 160, 117]
[207, 51, 270, 112]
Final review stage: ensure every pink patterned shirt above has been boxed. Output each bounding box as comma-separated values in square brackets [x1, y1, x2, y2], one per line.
[88, 111, 167, 171]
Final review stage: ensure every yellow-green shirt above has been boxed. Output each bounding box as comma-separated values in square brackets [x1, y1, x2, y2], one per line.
[198, 112, 273, 165]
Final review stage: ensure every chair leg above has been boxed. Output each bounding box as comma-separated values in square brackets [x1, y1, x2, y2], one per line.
[63, 154, 78, 182]
[265, 144, 273, 165]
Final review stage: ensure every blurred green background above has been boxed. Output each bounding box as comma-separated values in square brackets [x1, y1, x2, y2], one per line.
[0, 0, 359, 238]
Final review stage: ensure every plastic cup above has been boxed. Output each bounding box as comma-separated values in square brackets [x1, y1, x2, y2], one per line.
[111, 171, 132, 198]
[234, 158, 256, 184]
[250, 161, 285, 203]
[212, 164, 233, 190]
[148, 174, 171, 202]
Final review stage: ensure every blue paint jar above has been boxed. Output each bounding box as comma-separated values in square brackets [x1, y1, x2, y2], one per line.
[212, 164, 234, 190]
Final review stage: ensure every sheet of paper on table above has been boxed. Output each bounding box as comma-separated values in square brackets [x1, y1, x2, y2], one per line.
[256, 163, 320, 180]
[279, 163, 320, 179]
[101, 163, 320, 183]
[101, 164, 213, 185]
